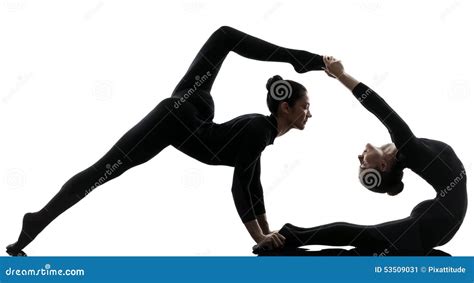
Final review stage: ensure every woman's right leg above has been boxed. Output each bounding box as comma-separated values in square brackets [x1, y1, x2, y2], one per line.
[279, 216, 424, 252]
[7, 99, 176, 255]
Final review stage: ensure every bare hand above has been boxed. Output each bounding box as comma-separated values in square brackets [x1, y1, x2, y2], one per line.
[323, 55, 345, 78]
[265, 230, 279, 235]
[254, 231, 286, 251]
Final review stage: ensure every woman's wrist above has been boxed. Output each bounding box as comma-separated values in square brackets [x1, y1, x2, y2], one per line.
[244, 219, 266, 243]
[337, 72, 360, 91]
[255, 233, 266, 243]
[256, 214, 270, 235]
[336, 71, 349, 80]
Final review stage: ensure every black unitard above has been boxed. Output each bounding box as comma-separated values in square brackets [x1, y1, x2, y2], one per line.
[7, 26, 324, 254]
[279, 83, 468, 252]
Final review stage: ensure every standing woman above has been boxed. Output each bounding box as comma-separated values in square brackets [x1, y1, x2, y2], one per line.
[265, 56, 468, 253]
[7, 26, 324, 256]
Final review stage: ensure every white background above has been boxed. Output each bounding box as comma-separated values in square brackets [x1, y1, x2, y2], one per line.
[1, 0, 473, 256]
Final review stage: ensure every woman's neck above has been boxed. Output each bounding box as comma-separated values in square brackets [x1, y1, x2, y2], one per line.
[275, 115, 292, 137]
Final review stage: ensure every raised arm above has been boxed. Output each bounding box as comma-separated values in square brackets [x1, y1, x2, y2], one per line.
[173, 26, 325, 94]
[323, 56, 416, 149]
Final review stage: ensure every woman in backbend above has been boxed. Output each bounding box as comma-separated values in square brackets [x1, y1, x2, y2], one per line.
[257, 56, 467, 254]
[6, 26, 326, 256]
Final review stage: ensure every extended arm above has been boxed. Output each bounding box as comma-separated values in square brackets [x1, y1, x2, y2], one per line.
[231, 152, 263, 224]
[323, 56, 416, 149]
[249, 159, 270, 234]
[232, 136, 284, 247]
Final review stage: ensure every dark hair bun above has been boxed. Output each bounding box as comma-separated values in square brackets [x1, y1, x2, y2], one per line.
[386, 181, 404, 196]
[266, 75, 283, 91]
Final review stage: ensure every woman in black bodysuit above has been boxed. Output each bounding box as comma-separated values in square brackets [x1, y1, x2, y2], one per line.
[261, 56, 468, 253]
[6, 26, 326, 256]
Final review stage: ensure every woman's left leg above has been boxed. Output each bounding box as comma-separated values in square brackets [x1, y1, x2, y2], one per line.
[6, 99, 176, 255]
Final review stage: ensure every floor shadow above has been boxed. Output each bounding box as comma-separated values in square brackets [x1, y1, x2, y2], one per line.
[254, 246, 451, 256]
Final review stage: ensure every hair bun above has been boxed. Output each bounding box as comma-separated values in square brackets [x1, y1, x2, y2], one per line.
[266, 75, 283, 91]
[387, 181, 404, 196]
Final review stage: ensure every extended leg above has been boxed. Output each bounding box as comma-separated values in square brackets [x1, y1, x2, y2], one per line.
[279, 216, 423, 252]
[7, 101, 173, 255]
[173, 26, 324, 94]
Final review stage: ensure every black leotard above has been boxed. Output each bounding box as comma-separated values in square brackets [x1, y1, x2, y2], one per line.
[279, 83, 467, 252]
[7, 26, 324, 254]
